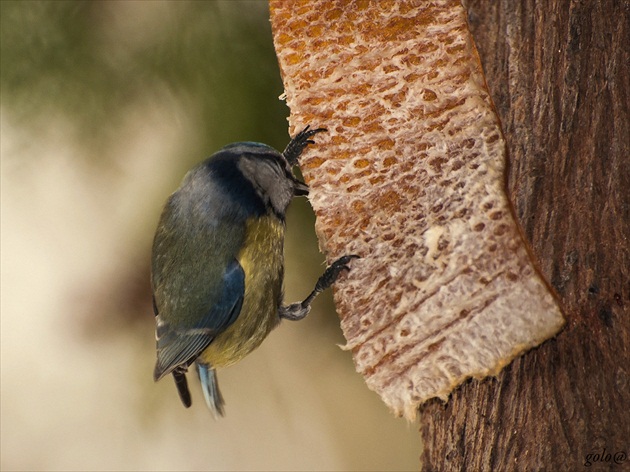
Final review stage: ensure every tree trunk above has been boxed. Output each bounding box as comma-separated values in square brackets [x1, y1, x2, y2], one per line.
[420, 1, 630, 470]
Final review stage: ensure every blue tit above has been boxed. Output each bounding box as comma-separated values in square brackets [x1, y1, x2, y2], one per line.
[151, 126, 357, 417]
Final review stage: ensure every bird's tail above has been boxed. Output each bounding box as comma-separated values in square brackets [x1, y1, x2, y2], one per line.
[172, 368, 192, 408]
[196, 362, 225, 418]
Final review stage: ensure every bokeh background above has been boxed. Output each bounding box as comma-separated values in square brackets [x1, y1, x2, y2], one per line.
[1, 1, 418, 470]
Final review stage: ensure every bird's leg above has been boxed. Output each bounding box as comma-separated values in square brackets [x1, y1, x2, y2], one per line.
[282, 125, 327, 167]
[279, 255, 359, 321]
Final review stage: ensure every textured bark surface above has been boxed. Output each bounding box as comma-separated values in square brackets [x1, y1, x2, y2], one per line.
[420, 1, 630, 470]
[270, 0, 564, 421]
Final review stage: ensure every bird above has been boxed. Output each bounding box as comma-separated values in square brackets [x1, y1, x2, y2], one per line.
[150, 126, 357, 417]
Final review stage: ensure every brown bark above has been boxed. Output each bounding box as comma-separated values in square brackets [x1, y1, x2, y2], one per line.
[420, 1, 630, 470]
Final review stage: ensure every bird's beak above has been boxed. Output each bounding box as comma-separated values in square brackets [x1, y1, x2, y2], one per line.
[293, 180, 309, 196]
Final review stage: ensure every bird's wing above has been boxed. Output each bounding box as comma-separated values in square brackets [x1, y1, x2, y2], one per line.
[152, 258, 244, 381]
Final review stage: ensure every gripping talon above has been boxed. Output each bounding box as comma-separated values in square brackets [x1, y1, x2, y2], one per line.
[279, 255, 359, 321]
[317, 255, 360, 291]
[283, 126, 327, 166]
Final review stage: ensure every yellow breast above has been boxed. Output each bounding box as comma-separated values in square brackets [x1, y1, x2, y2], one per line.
[199, 214, 285, 368]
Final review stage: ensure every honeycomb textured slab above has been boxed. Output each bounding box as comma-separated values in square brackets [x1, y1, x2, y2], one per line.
[270, 0, 564, 420]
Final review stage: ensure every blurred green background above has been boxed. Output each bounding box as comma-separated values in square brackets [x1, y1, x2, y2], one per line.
[1, 1, 418, 470]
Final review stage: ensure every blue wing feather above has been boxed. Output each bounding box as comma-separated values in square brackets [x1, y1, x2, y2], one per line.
[153, 258, 245, 381]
